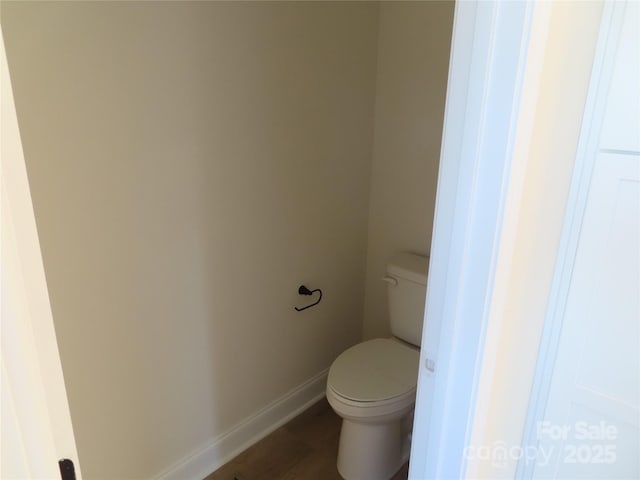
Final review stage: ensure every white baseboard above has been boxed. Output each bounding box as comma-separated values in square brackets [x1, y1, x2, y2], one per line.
[154, 368, 329, 480]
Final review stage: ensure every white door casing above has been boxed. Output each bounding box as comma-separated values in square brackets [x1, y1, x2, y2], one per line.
[0, 27, 82, 479]
[409, 2, 544, 478]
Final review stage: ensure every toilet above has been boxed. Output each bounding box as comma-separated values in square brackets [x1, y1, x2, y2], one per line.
[326, 252, 428, 480]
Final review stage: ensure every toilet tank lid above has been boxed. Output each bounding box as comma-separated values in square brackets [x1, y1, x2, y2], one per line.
[387, 253, 429, 285]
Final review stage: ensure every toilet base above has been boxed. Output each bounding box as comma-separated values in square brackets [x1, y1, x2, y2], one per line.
[336, 414, 412, 480]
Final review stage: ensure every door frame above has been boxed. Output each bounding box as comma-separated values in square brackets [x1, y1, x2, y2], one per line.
[408, 1, 544, 478]
[1, 27, 82, 478]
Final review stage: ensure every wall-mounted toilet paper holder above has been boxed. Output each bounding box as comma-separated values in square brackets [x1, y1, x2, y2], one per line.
[294, 285, 322, 312]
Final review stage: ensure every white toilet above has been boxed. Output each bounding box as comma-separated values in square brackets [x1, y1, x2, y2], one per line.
[326, 252, 428, 480]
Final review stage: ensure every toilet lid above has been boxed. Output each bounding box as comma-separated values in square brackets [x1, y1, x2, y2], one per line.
[328, 338, 420, 402]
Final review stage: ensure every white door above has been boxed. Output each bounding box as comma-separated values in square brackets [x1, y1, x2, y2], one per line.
[520, 3, 640, 479]
[1, 28, 81, 479]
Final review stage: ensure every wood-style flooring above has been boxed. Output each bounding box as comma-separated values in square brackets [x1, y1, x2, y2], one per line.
[204, 398, 409, 480]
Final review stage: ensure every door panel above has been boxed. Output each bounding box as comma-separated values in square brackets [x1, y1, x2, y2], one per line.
[532, 151, 640, 479]
[599, 0, 640, 152]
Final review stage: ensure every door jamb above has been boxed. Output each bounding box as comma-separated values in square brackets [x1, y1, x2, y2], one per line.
[515, 4, 626, 477]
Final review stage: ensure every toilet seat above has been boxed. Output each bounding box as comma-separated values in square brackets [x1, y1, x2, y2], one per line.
[327, 338, 420, 410]
[327, 383, 416, 422]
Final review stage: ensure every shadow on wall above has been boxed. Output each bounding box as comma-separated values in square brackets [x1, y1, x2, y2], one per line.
[1, 1, 454, 478]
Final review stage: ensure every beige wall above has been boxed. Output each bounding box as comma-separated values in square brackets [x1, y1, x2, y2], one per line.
[362, 1, 453, 339]
[2, 2, 378, 478]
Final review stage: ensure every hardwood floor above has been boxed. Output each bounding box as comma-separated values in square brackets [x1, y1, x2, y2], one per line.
[204, 398, 409, 480]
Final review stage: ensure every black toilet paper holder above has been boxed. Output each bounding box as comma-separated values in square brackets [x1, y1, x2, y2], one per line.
[294, 285, 322, 312]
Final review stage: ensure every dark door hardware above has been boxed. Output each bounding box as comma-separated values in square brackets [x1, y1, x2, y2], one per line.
[59, 459, 76, 480]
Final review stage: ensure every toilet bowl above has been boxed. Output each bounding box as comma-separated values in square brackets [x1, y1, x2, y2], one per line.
[327, 338, 419, 480]
[326, 253, 428, 480]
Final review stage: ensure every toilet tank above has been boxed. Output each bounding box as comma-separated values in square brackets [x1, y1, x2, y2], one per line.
[386, 253, 429, 347]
